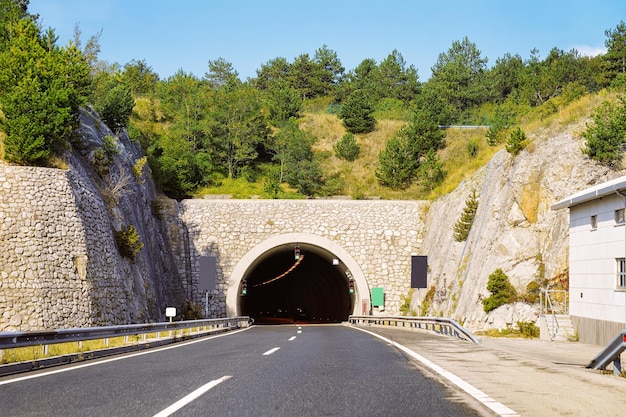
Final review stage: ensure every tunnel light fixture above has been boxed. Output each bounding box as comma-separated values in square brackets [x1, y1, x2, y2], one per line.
[332, 258, 340, 265]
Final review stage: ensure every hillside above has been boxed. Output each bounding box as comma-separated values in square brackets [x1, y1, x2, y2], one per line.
[295, 91, 617, 202]
[410, 90, 625, 331]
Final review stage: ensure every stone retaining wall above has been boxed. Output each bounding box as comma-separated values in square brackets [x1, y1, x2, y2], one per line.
[181, 199, 428, 316]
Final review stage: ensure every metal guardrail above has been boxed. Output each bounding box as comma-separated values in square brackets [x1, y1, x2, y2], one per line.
[586, 329, 626, 375]
[0, 317, 251, 350]
[348, 315, 480, 344]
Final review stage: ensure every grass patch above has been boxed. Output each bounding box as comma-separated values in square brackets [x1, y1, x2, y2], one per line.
[475, 321, 540, 338]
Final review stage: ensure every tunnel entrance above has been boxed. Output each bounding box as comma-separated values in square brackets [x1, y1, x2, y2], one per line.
[238, 243, 354, 324]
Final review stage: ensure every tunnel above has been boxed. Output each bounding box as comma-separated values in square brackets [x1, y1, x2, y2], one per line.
[238, 242, 354, 324]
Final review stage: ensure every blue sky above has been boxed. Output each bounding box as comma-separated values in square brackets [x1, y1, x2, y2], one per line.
[28, 0, 624, 81]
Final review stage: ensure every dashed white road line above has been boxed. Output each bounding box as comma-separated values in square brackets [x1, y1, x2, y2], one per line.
[352, 327, 519, 417]
[263, 347, 280, 356]
[288, 336, 296, 341]
[152, 375, 231, 417]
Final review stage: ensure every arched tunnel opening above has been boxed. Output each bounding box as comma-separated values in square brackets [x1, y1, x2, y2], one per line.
[238, 243, 354, 324]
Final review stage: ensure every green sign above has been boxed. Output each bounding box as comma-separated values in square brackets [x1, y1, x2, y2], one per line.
[371, 287, 384, 307]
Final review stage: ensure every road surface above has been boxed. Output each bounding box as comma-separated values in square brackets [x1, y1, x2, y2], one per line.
[0, 324, 488, 416]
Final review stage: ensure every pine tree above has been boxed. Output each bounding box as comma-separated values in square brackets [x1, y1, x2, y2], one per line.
[483, 268, 518, 313]
[453, 189, 479, 242]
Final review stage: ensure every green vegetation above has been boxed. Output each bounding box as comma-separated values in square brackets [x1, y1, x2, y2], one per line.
[453, 189, 479, 242]
[483, 268, 518, 313]
[505, 127, 527, 156]
[114, 225, 144, 262]
[399, 289, 416, 316]
[2, 2, 626, 202]
[420, 285, 436, 316]
[333, 133, 361, 161]
[583, 96, 626, 167]
[477, 321, 539, 338]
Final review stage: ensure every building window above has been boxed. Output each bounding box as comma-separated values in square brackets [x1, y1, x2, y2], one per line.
[618, 258, 626, 290]
[590, 215, 597, 230]
[615, 208, 625, 225]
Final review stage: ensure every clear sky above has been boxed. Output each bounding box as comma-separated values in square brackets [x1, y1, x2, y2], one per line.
[28, 0, 625, 81]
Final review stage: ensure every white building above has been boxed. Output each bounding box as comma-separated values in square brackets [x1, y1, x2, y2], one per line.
[552, 176, 626, 345]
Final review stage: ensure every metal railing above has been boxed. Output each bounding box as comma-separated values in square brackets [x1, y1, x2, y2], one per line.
[540, 289, 569, 340]
[0, 317, 250, 350]
[587, 329, 626, 376]
[348, 315, 480, 344]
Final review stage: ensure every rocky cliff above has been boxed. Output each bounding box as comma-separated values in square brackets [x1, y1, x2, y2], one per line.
[415, 120, 624, 331]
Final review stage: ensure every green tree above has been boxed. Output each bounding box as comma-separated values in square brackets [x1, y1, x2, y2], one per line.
[375, 135, 420, 190]
[122, 59, 158, 96]
[288, 159, 324, 196]
[333, 133, 360, 161]
[483, 268, 518, 313]
[95, 80, 135, 132]
[582, 97, 626, 167]
[264, 79, 302, 125]
[336, 58, 378, 102]
[488, 52, 525, 103]
[520, 47, 588, 107]
[288, 53, 318, 99]
[418, 149, 445, 191]
[204, 57, 239, 90]
[505, 127, 527, 155]
[603, 21, 626, 85]
[268, 119, 318, 188]
[0, 17, 91, 165]
[373, 50, 420, 103]
[253, 57, 290, 90]
[313, 44, 344, 96]
[453, 189, 479, 242]
[339, 89, 376, 134]
[428, 37, 490, 122]
[206, 84, 270, 178]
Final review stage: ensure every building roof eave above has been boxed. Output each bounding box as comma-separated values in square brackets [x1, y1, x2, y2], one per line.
[551, 175, 626, 211]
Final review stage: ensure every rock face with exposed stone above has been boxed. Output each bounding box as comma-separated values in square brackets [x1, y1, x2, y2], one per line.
[414, 121, 623, 332]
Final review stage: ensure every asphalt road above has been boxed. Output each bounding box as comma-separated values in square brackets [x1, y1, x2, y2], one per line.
[0, 324, 488, 417]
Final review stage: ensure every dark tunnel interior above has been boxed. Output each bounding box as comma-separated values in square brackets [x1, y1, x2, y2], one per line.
[238, 243, 354, 324]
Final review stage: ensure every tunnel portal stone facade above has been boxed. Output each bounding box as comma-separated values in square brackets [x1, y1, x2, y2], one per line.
[180, 199, 427, 317]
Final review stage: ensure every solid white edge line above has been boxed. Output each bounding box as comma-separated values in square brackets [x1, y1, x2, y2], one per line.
[263, 347, 280, 355]
[152, 375, 232, 417]
[352, 327, 520, 417]
[0, 327, 252, 386]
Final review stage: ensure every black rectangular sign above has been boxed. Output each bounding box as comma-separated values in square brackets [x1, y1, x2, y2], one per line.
[411, 256, 427, 288]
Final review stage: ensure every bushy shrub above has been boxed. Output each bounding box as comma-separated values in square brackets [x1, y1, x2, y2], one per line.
[506, 127, 527, 155]
[114, 225, 144, 262]
[483, 268, 517, 312]
[333, 133, 361, 161]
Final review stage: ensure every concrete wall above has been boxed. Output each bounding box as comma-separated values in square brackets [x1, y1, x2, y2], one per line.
[180, 199, 428, 317]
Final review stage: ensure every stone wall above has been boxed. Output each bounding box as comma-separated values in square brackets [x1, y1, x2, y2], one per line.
[0, 108, 186, 332]
[1, 164, 101, 330]
[180, 199, 428, 316]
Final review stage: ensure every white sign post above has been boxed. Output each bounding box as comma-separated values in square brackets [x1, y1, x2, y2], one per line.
[165, 307, 176, 323]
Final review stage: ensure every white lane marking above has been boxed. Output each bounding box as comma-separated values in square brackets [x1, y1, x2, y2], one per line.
[288, 336, 296, 341]
[263, 347, 280, 355]
[352, 327, 519, 417]
[0, 327, 252, 386]
[297, 330, 302, 334]
[152, 375, 231, 417]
